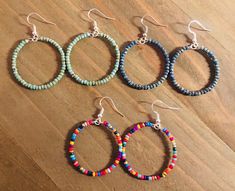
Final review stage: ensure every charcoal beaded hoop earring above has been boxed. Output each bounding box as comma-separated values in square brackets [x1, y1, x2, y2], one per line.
[66, 8, 120, 86]
[169, 20, 220, 96]
[68, 97, 124, 176]
[119, 14, 170, 90]
[12, 12, 66, 90]
[122, 100, 178, 180]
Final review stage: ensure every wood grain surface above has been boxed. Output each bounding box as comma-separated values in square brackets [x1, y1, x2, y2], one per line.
[0, 0, 235, 191]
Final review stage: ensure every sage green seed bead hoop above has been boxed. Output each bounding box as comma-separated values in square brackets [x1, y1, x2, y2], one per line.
[11, 37, 66, 90]
[66, 32, 120, 86]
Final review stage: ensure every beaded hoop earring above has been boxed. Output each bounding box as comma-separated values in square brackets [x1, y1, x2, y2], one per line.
[169, 20, 220, 96]
[119, 14, 170, 90]
[68, 97, 124, 176]
[122, 100, 178, 180]
[12, 12, 66, 90]
[66, 8, 120, 86]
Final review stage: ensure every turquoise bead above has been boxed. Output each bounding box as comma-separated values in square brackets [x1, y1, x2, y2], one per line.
[11, 37, 66, 90]
[65, 32, 120, 86]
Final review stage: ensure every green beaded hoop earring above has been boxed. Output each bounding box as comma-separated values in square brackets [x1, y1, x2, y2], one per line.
[11, 12, 66, 90]
[65, 8, 120, 86]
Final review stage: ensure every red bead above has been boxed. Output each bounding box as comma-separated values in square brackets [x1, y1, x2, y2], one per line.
[88, 120, 93, 125]
[73, 161, 79, 167]
[140, 123, 145, 128]
[169, 164, 174, 169]
[74, 129, 79, 135]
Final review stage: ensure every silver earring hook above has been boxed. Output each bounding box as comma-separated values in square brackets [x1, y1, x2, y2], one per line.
[151, 99, 180, 129]
[26, 12, 56, 41]
[187, 20, 210, 49]
[141, 14, 167, 35]
[95, 96, 124, 124]
[87, 8, 115, 37]
[138, 14, 167, 44]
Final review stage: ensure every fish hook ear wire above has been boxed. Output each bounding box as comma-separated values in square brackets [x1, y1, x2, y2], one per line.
[26, 12, 56, 41]
[11, 12, 66, 90]
[67, 96, 124, 177]
[169, 19, 219, 96]
[151, 99, 180, 129]
[121, 98, 179, 180]
[96, 96, 125, 124]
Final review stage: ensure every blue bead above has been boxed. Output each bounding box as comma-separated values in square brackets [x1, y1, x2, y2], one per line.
[71, 133, 76, 141]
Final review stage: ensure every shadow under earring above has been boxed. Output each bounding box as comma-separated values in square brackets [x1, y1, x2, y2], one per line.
[169, 20, 220, 96]
[11, 12, 66, 90]
[119, 14, 170, 90]
[65, 8, 120, 86]
[68, 96, 124, 176]
[122, 99, 178, 180]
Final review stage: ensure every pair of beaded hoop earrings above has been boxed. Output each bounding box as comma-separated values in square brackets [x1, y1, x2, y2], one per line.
[68, 96, 178, 180]
[119, 16, 220, 96]
[12, 9, 219, 96]
[12, 10, 120, 90]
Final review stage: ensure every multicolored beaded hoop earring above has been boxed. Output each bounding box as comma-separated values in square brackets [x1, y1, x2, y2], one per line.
[169, 20, 220, 96]
[122, 99, 178, 180]
[66, 8, 120, 86]
[11, 12, 66, 90]
[119, 14, 170, 90]
[68, 96, 124, 176]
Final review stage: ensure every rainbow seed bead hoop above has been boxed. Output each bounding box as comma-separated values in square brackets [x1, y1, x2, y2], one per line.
[68, 119, 122, 176]
[66, 32, 120, 86]
[119, 39, 170, 90]
[12, 37, 66, 90]
[122, 122, 177, 180]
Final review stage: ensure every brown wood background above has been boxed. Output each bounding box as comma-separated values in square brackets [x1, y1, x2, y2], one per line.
[0, 0, 235, 190]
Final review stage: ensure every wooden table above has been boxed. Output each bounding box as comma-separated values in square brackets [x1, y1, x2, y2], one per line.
[0, 0, 235, 190]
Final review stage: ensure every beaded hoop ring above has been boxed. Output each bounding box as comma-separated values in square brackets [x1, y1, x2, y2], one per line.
[119, 39, 170, 90]
[169, 46, 220, 96]
[12, 37, 66, 90]
[122, 122, 177, 181]
[68, 119, 122, 176]
[66, 32, 120, 86]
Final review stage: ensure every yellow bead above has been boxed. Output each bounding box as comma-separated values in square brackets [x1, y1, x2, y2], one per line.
[70, 141, 74, 145]
[162, 172, 167, 177]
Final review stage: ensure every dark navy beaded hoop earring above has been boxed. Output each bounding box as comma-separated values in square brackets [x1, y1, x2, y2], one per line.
[122, 99, 178, 180]
[68, 97, 124, 177]
[12, 12, 66, 90]
[169, 20, 220, 96]
[65, 8, 120, 86]
[119, 14, 170, 90]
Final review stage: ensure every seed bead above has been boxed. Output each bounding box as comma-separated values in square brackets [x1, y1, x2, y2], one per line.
[169, 46, 220, 96]
[119, 39, 170, 90]
[66, 32, 120, 86]
[11, 37, 66, 90]
[122, 122, 177, 180]
[68, 119, 122, 177]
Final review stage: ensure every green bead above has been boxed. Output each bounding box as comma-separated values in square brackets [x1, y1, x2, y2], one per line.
[11, 36, 66, 90]
[65, 32, 120, 86]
